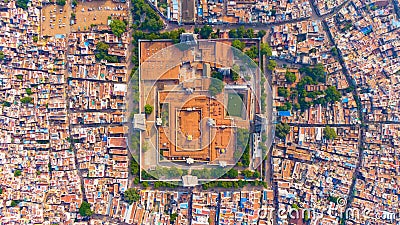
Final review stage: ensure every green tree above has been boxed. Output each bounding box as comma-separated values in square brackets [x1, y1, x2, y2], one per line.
[226, 169, 238, 178]
[237, 26, 245, 38]
[324, 126, 337, 140]
[170, 213, 178, 222]
[292, 203, 300, 209]
[14, 170, 22, 177]
[260, 43, 272, 57]
[231, 69, 239, 81]
[20, 97, 33, 104]
[1, 101, 10, 108]
[293, 103, 300, 111]
[124, 188, 140, 204]
[242, 170, 253, 178]
[267, 60, 277, 71]
[231, 64, 240, 81]
[245, 46, 258, 59]
[130, 160, 139, 175]
[231, 40, 245, 52]
[208, 78, 224, 96]
[257, 30, 267, 38]
[0, 51, 4, 60]
[95, 42, 118, 62]
[300, 63, 326, 83]
[245, 28, 254, 38]
[278, 87, 290, 98]
[304, 210, 310, 222]
[144, 104, 153, 115]
[110, 20, 126, 37]
[16, 0, 29, 9]
[331, 47, 338, 56]
[79, 201, 93, 217]
[72, 0, 78, 6]
[200, 25, 213, 39]
[276, 123, 290, 140]
[236, 128, 249, 150]
[11, 200, 19, 207]
[26, 88, 33, 95]
[146, 18, 164, 31]
[324, 86, 342, 103]
[228, 29, 238, 38]
[285, 71, 296, 83]
[211, 71, 223, 81]
[56, 0, 66, 6]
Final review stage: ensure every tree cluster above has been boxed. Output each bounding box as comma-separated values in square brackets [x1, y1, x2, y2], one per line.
[260, 43, 272, 57]
[124, 188, 140, 204]
[14, 170, 22, 177]
[278, 87, 290, 98]
[225, 169, 238, 179]
[194, 26, 220, 39]
[241, 170, 260, 179]
[245, 46, 259, 60]
[154, 181, 178, 188]
[208, 78, 224, 96]
[16, 0, 29, 9]
[324, 126, 337, 140]
[292, 64, 343, 111]
[11, 200, 20, 207]
[260, 76, 267, 113]
[2, 101, 11, 107]
[131, 0, 164, 31]
[299, 63, 326, 83]
[228, 26, 255, 38]
[276, 102, 292, 111]
[56, 0, 66, 6]
[285, 71, 296, 83]
[79, 201, 94, 217]
[20, 97, 33, 104]
[202, 180, 267, 190]
[144, 104, 153, 115]
[276, 123, 290, 140]
[110, 20, 126, 37]
[231, 40, 245, 52]
[95, 42, 118, 63]
[199, 25, 213, 39]
[267, 60, 277, 71]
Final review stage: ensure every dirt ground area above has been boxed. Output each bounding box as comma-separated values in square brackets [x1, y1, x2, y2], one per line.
[41, 0, 128, 35]
[72, 0, 128, 31]
[42, 4, 71, 36]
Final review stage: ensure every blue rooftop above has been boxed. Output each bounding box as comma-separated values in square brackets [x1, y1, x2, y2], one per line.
[180, 203, 188, 209]
[278, 111, 292, 117]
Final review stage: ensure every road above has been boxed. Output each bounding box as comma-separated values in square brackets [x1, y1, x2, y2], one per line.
[156, 0, 351, 32]
[322, 16, 367, 216]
